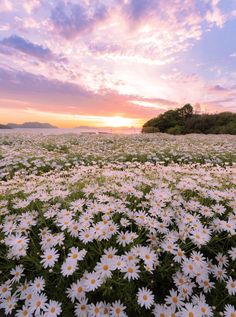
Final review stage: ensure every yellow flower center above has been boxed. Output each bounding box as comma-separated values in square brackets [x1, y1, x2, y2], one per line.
[115, 308, 121, 314]
[204, 280, 209, 286]
[103, 265, 109, 271]
[36, 300, 41, 307]
[201, 307, 206, 313]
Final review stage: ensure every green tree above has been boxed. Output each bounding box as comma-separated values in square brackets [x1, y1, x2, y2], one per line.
[142, 105, 236, 135]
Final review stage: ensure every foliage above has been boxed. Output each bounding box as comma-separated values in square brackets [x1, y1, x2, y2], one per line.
[142, 105, 236, 135]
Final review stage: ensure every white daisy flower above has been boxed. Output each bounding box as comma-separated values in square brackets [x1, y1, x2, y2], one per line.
[84, 272, 102, 292]
[165, 289, 184, 309]
[228, 247, 236, 261]
[121, 263, 140, 281]
[31, 293, 47, 315]
[44, 300, 62, 317]
[179, 303, 202, 317]
[40, 248, 59, 268]
[75, 298, 89, 317]
[110, 300, 127, 317]
[61, 259, 77, 277]
[10, 265, 24, 283]
[226, 277, 236, 295]
[16, 305, 33, 317]
[30, 277, 45, 294]
[137, 287, 154, 309]
[224, 304, 236, 317]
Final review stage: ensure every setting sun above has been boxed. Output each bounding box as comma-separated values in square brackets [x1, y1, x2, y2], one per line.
[102, 116, 137, 127]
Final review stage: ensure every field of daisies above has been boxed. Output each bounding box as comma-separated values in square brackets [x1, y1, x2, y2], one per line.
[0, 132, 236, 317]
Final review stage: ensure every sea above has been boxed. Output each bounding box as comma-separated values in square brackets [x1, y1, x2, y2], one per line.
[0, 127, 141, 135]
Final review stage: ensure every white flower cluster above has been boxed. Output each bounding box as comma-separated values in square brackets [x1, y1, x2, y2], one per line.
[0, 133, 236, 317]
[0, 132, 235, 180]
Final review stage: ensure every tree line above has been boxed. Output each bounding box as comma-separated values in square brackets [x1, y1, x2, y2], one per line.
[142, 104, 236, 134]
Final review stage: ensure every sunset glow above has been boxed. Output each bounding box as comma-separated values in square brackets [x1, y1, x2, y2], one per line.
[0, 0, 236, 127]
[102, 116, 138, 128]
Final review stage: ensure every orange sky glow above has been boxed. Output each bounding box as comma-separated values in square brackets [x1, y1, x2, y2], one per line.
[0, 0, 235, 127]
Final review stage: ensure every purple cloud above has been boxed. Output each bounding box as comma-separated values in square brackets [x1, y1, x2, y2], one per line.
[51, 1, 108, 39]
[0, 66, 166, 118]
[209, 85, 228, 92]
[0, 35, 54, 61]
[88, 42, 121, 55]
[125, 0, 157, 21]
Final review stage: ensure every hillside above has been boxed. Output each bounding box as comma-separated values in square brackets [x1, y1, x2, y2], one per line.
[0, 122, 57, 129]
[0, 124, 11, 129]
[142, 104, 236, 134]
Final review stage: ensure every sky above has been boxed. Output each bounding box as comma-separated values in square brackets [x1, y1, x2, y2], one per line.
[0, 0, 236, 128]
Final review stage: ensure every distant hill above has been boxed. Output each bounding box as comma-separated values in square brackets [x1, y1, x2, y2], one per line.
[142, 104, 236, 135]
[0, 124, 12, 129]
[0, 122, 57, 129]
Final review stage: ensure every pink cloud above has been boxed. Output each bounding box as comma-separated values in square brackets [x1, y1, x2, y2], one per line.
[0, 66, 164, 119]
[0, 0, 12, 12]
[205, 0, 225, 28]
[23, 0, 40, 14]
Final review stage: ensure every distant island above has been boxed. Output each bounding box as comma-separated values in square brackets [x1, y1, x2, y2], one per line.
[142, 104, 236, 135]
[0, 122, 57, 129]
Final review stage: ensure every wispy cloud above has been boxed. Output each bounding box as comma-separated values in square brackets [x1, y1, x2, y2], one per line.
[23, 0, 40, 14]
[0, 0, 12, 12]
[51, 1, 109, 39]
[0, 66, 163, 119]
[0, 35, 54, 61]
[205, 0, 225, 27]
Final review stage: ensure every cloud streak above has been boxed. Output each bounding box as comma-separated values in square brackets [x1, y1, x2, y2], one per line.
[0, 66, 166, 119]
[0, 35, 54, 61]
